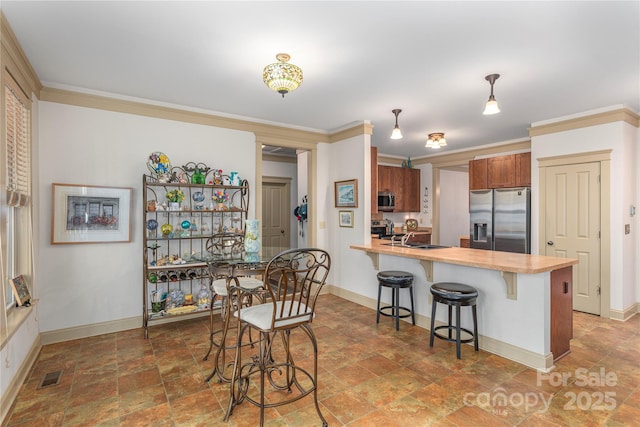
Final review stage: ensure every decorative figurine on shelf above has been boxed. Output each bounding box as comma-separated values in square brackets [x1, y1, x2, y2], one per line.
[230, 171, 241, 186]
[211, 169, 223, 185]
[160, 223, 173, 237]
[167, 289, 185, 310]
[212, 190, 228, 210]
[147, 243, 160, 266]
[146, 219, 158, 238]
[191, 168, 205, 184]
[151, 290, 166, 313]
[180, 220, 191, 237]
[166, 189, 185, 211]
[192, 191, 205, 210]
[147, 152, 171, 175]
[197, 284, 211, 309]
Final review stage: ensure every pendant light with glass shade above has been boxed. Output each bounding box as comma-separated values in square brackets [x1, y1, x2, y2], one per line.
[390, 109, 403, 139]
[482, 74, 501, 115]
[426, 132, 447, 149]
[263, 53, 303, 98]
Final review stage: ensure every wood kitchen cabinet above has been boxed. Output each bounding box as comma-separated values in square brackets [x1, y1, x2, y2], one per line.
[469, 158, 488, 190]
[378, 165, 394, 193]
[515, 152, 531, 187]
[470, 153, 531, 190]
[401, 168, 420, 212]
[550, 266, 573, 361]
[487, 154, 516, 188]
[377, 165, 420, 212]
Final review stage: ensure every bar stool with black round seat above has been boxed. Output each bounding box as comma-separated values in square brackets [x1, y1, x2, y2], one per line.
[429, 282, 479, 359]
[376, 270, 415, 331]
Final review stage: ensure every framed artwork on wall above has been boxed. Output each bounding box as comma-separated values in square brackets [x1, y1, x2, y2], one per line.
[338, 210, 354, 228]
[51, 183, 133, 244]
[334, 179, 358, 208]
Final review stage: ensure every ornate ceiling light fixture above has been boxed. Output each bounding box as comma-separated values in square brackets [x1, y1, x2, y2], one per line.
[390, 109, 403, 140]
[482, 74, 501, 115]
[263, 53, 303, 98]
[426, 132, 447, 149]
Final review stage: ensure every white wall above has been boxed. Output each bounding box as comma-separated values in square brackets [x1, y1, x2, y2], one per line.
[322, 134, 381, 298]
[438, 169, 469, 247]
[37, 101, 257, 333]
[621, 123, 638, 310]
[262, 158, 299, 248]
[531, 117, 638, 313]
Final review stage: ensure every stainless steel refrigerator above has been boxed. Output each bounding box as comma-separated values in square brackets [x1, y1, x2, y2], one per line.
[469, 187, 531, 254]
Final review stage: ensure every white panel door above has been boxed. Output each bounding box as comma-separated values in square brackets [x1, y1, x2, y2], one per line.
[545, 162, 601, 314]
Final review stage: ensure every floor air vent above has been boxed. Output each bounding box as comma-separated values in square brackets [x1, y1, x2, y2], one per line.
[38, 371, 63, 388]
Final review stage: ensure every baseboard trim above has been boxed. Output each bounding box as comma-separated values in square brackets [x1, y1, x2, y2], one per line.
[40, 316, 142, 345]
[480, 335, 555, 372]
[1, 335, 41, 425]
[609, 303, 640, 321]
[325, 285, 555, 371]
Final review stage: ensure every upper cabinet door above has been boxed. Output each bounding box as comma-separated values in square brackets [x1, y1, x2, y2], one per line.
[487, 155, 516, 188]
[378, 165, 394, 193]
[469, 159, 488, 190]
[515, 152, 531, 187]
[403, 168, 421, 212]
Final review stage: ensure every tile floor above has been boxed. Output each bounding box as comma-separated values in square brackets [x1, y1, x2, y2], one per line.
[4, 294, 640, 426]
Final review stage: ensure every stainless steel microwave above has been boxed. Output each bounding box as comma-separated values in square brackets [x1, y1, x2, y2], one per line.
[378, 191, 396, 211]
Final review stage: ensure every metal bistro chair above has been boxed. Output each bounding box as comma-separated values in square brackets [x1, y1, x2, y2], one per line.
[203, 233, 264, 382]
[225, 248, 331, 427]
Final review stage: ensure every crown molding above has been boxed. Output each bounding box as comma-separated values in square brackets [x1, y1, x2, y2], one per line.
[529, 107, 639, 137]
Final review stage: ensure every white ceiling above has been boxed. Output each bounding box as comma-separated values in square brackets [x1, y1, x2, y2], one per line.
[2, 1, 639, 159]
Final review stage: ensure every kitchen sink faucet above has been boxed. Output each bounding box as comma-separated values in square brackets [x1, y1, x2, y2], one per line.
[401, 232, 415, 246]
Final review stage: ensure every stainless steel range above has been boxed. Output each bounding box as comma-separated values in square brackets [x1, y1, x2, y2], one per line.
[371, 219, 387, 237]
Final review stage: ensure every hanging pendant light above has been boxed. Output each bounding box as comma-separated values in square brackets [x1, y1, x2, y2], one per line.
[263, 53, 303, 98]
[482, 74, 501, 115]
[426, 133, 447, 149]
[390, 109, 403, 140]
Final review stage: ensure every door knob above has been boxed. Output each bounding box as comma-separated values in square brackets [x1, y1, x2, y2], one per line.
[547, 241, 554, 246]
[280, 229, 285, 234]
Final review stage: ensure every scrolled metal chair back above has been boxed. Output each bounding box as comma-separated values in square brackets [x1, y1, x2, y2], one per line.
[206, 232, 244, 258]
[263, 248, 330, 329]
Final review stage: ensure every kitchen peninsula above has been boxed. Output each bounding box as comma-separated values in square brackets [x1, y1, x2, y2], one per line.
[350, 240, 578, 371]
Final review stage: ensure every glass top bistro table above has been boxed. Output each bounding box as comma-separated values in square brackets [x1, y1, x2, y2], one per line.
[203, 248, 282, 383]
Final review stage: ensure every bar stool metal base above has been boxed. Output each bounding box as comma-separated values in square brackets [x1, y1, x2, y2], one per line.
[429, 282, 479, 359]
[376, 270, 415, 331]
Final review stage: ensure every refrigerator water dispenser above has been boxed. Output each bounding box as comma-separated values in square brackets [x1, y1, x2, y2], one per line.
[473, 223, 488, 242]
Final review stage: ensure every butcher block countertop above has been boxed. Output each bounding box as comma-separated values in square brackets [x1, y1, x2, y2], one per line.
[351, 239, 577, 275]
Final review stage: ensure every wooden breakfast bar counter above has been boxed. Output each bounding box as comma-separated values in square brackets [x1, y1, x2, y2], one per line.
[350, 240, 578, 371]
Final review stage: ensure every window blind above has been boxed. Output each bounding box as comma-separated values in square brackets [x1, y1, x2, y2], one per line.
[5, 72, 31, 207]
